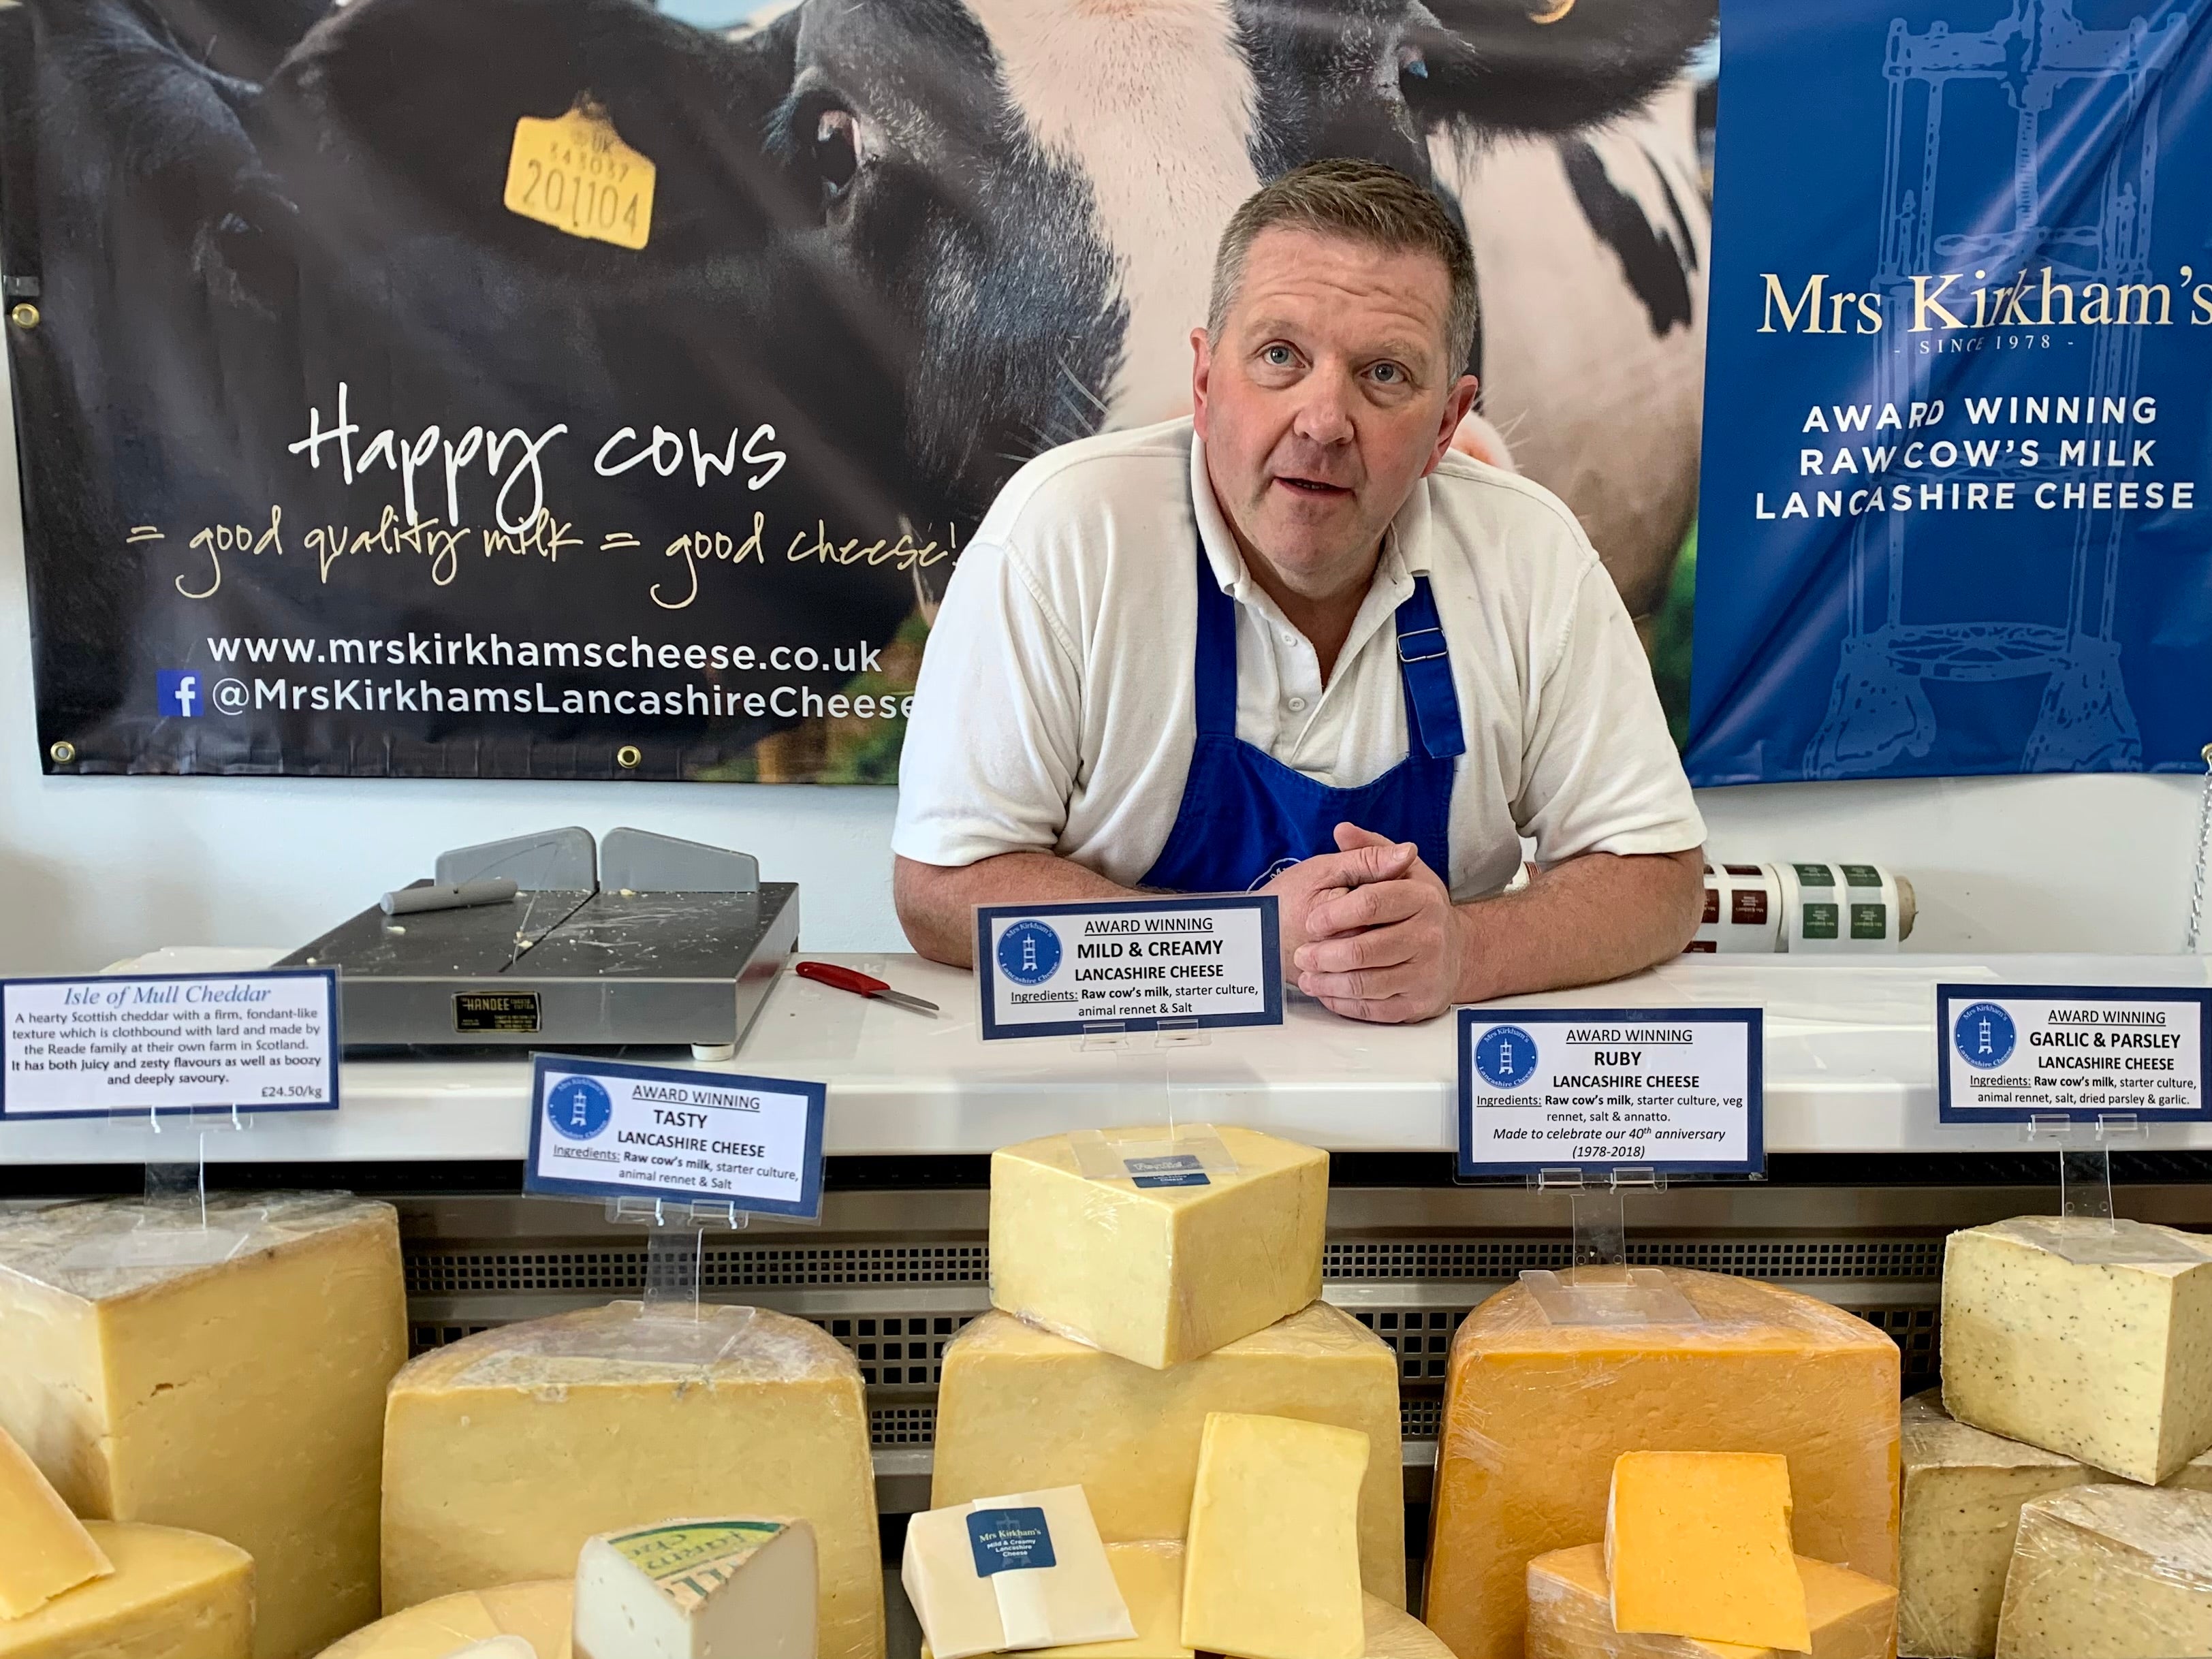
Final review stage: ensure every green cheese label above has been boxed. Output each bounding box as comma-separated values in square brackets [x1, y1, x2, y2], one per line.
[1801, 902, 1840, 941]
[1850, 902, 1888, 941]
[1792, 864, 1835, 887]
[608, 1521, 781, 1605]
[1841, 864, 1882, 887]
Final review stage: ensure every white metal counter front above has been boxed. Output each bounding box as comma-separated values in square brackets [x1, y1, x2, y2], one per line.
[3, 949, 2207, 1165]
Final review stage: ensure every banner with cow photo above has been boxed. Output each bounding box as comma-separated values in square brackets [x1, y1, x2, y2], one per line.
[0, 0, 2202, 786]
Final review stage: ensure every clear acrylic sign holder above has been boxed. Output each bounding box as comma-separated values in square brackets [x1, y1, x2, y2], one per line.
[1518, 1167, 1699, 1327]
[67, 1106, 262, 1270]
[537, 1195, 761, 1365]
[1068, 1017, 1241, 1185]
[2025, 1112, 2149, 1224]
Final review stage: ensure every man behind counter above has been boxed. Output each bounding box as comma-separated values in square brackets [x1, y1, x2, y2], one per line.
[891, 159, 1706, 1024]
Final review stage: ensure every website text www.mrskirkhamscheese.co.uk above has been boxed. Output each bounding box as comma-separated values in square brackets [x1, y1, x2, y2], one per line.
[193, 630, 911, 718]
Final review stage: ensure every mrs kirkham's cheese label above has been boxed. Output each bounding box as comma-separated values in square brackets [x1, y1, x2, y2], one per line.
[975, 897, 1282, 1039]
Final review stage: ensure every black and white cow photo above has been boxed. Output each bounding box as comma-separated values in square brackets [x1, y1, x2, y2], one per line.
[3, 0, 1713, 776]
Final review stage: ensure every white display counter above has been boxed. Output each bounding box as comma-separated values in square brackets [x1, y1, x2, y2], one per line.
[4, 948, 2207, 1165]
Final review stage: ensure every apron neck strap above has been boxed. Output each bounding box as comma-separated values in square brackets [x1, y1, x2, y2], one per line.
[1190, 538, 1466, 759]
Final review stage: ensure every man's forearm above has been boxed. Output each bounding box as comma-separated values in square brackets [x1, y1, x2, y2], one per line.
[894, 851, 1135, 967]
[1451, 848, 1705, 1004]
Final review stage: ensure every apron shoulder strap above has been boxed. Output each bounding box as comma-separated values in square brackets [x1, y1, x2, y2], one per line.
[1190, 539, 1239, 738]
[1395, 576, 1467, 761]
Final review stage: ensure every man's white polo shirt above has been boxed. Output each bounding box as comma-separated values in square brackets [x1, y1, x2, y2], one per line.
[891, 417, 1703, 899]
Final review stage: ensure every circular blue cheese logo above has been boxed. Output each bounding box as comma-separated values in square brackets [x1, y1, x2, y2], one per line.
[1954, 1002, 2017, 1069]
[1473, 1024, 1539, 1090]
[546, 1075, 614, 1140]
[995, 919, 1062, 986]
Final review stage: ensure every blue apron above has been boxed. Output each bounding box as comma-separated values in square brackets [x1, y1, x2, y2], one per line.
[1141, 538, 1466, 894]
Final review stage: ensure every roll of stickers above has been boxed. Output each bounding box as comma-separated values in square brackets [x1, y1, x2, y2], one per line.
[1687, 862, 1915, 954]
[1686, 863, 1783, 954]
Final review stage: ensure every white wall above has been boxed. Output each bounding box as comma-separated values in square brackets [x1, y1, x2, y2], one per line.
[1, 381, 2206, 975]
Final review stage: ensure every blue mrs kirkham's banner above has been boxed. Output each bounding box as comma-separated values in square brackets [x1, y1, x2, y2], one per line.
[1692, 0, 2212, 785]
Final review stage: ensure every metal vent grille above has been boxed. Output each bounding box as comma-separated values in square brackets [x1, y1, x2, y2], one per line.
[1322, 1237, 1942, 1282]
[872, 1404, 937, 1447]
[404, 1243, 990, 1297]
[1350, 1308, 1468, 1382]
[1402, 1397, 1442, 1440]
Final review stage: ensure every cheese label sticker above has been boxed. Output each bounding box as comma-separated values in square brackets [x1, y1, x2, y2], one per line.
[524, 1053, 827, 1218]
[1936, 983, 2212, 1122]
[974, 896, 1282, 1039]
[504, 101, 656, 250]
[967, 1507, 1056, 1576]
[1457, 1007, 1764, 1176]
[1125, 1153, 1209, 1188]
[0, 968, 340, 1119]
[610, 1520, 783, 1608]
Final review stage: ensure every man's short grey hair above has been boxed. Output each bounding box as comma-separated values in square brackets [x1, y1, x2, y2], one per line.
[1207, 157, 1479, 375]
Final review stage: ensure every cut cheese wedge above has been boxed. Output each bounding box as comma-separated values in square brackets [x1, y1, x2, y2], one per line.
[904, 1487, 1135, 1659]
[314, 1582, 573, 1659]
[381, 1302, 882, 1659]
[1996, 1483, 2212, 1659]
[1606, 1452, 1810, 1651]
[1528, 1544, 1896, 1659]
[1359, 1602, 1456, 1659]
[1423, 1268, 1899, 1659]
[0, 1423, 110, 1617]
[1180, 1412, 1368, 1659]
[0, 1521, 253, 1659]
[0, 1193, 406, 1659]
[1943, 1215, 2212, 1483]
[933, 1304, 1404, 1607]
[1899, 1389, 2110, 1659]
[575, 1517, 814, 1659]
[989, 1126, 1327, 1368]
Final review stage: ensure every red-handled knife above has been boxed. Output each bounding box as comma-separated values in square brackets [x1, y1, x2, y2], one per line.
[795, 960, 941, 1017]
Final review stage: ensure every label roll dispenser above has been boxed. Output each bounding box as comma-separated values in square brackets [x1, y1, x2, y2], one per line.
[281, 827, 797, 1051]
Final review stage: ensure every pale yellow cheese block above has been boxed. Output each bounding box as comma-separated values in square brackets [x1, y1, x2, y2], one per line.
[1358, 1601, 1456, 1659]
[1606, 1452, 1810, 1652]
[314, 1582, 573, 1659]
[1943, 1216, 2212, 1484]
[1422, 1267, 1901, 1659]
[1996, 1483, 2212, 1659]
[989, 1126, 1327, 1368]
[921, 1540, 1192, 1659]
[1527, 1544, 1896, 1659]
[931, 1304, 1404, 1606]
[0, 1422, 111, 1617]
[1180, 1412, 1368, 1659]
[0, 1194, 406, 1659]
[381, 1302, 883, 1659]
[1899, 1389, 2112, 1659]
[904, 1487, 1134, 1659]
[0, 1521, 253, 1659]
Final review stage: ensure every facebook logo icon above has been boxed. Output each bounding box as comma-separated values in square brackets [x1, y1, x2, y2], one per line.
[156, 671, 202, 717]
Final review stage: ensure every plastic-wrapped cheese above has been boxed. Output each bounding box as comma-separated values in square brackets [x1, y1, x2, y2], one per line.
[920, 1541, 1192, 1659]
[1899, 1389, 2111, 1658]
[1942, 1216, 2212, 1484]
[381, 1302, 883, 1659]
[1995, 1484, 2212, 1659]
[932, 1304, 1404, 1605]
[1359, 1602, 1455, 1659]
[314, 1582, 573, 1659]
[0, 1521, 253, 1659]
[990, 1126, 1327, 1368]
[0, 1194, 406, 1659]
[1526, 1543, 1896, 1659]
[1423, 1267, 1899, 1659]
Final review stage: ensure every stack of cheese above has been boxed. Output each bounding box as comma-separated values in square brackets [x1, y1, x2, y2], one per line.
[926, 1125, 1452, 1659]
[377, 1300, 883, 1659]
[0, 1192, 407, 1659]
[1526, 1451, 1897, 1659]
[0, 1420, 255, 1658]
[1899, 1215, 2212, 1659]
[1423, 1265, 1903, 1659]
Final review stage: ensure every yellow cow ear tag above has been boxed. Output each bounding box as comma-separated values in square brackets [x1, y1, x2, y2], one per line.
[504, 97, 656, 251]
